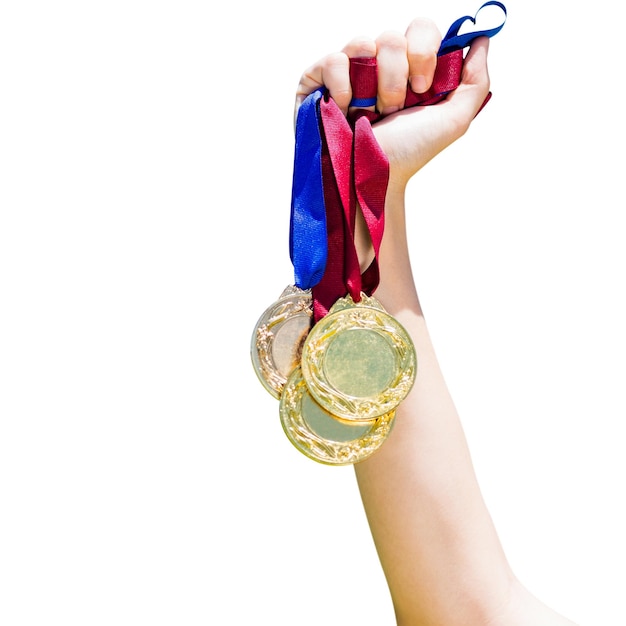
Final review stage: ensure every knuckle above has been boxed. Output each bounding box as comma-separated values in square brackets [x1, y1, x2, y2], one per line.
[407, 16, 439, 35]
[375, 29, 406, 51]
[343, 36, 377, 58]
[323, 51, 349, 71]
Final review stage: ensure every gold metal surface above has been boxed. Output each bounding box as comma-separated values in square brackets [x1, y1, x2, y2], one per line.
[279, 366, 395, 465]
[251, 285, 313, 398]
[301, 293, 417, 421]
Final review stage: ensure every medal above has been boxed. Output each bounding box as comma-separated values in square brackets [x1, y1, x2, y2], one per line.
[250, 285, 313, 399]
[297, 93, 417, 423]
[250, 86, 325, 400]
[279, 366, 395, 465]
[301, 293, 416, 422]
[249, 2, 507, 463]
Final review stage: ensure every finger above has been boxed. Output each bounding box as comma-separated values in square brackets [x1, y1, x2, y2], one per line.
[445, 37, 491, 119]
[342, 36, 377, 116]
[342, 35, 377, 59]
[405, 17, 441, 94]
[295, 52, 350, 115]
[459, 36, 490, 93]
[374, 30, 408, 115]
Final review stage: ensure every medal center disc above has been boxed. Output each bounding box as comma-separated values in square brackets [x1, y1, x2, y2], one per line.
[272, 315, 309, 377]
[324, 329, 396, 397]
[301, 393, 371, 443]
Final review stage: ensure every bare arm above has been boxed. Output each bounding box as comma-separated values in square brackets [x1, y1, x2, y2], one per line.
[296, 17, 579, 626]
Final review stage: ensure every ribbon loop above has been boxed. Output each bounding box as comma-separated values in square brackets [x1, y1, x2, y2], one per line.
[439, 1, 507, 55]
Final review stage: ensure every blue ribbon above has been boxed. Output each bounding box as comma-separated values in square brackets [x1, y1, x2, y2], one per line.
[350, 97, 377, 108]
[289, 87, 327, 290]
[439, 1, 507, 56]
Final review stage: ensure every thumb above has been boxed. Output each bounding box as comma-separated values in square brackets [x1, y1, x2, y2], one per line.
[444, 36, 491, 122]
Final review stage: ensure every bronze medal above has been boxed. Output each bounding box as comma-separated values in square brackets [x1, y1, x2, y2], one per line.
[300, 293, 416, 421]
[250, 285, 313, 398]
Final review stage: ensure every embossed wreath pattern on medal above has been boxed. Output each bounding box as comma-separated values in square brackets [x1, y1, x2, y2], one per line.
[280, 366, 396, 465]
[301, 293, 417, 421]
[251, 285, 313, 398]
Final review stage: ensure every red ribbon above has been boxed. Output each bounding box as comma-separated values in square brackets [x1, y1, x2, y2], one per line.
[311, 97, 354, 321]
[312, 50, 474, 322]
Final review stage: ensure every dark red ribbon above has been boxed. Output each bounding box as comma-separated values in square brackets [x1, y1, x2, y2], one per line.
[311, 91, 390, 321]
[311, 50, 478, 322]
[311, 97, 355, 321]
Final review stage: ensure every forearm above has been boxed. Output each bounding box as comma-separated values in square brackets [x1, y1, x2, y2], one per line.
[294, 20, 578, 624]
[354, 186, 516, 624]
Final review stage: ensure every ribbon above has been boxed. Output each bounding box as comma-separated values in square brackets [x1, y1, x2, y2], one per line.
[289, 87, 327, 290]
[350, 1, 507, 111]
[439, 1, 507, 55]
[311, 96, 356, 321]
[289, 2, 507, 316]
[353, 114, 388, 296]
[310, 91, 389, 321]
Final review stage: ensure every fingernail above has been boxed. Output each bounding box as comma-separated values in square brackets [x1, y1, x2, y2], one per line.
[381, 105, 400, 116]
[410, 75, 427, 93]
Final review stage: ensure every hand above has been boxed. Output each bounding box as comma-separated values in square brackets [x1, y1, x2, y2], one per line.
[295, 18, 491, 190]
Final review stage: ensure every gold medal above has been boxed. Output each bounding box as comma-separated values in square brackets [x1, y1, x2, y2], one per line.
[250, 285, 313, 398]
[279, 366, 395, 465]
[301, 293, 416, 421]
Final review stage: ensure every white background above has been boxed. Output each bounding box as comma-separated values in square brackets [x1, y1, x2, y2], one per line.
[1, 1, 624, 625]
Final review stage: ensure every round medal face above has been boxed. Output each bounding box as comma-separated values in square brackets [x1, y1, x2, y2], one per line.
[279, 366, 395, 465]
[301, 294, 417, 421]
[250, 286, 313, 398]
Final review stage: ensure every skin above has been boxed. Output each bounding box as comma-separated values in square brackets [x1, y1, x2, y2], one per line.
[295, 18, 579, 626]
